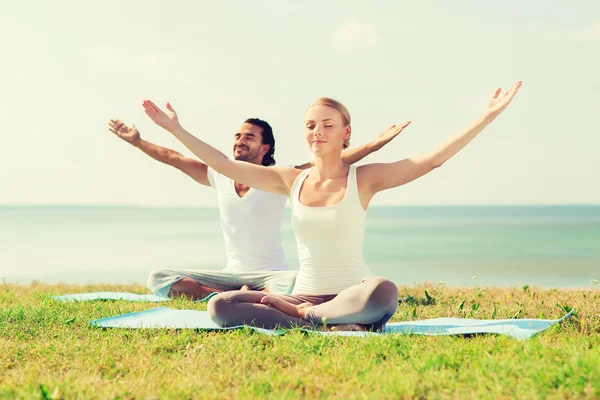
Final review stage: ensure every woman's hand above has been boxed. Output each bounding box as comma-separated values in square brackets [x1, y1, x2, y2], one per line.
[142, 100, 181, 133]
[485, 81, 523, 121]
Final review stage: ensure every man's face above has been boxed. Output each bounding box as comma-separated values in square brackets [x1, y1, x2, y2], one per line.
[232, 123, 268, 165]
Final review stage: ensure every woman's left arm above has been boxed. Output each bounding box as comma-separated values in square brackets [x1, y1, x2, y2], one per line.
[362, 81, 522, 195]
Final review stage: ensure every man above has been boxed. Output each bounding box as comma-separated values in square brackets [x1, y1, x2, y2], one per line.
[108, 112, 408, 300]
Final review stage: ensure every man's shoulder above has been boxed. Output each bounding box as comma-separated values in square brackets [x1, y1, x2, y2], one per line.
[206, 166, 222, 188]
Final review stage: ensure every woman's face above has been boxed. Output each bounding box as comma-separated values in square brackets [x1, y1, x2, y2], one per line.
[304, 105, 351, 156]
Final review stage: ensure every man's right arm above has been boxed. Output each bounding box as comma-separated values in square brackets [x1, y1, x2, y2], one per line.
[108, 119, 210, 186]
[135, 139, 210, 186]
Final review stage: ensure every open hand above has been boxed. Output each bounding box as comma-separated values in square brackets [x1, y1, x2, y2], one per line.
[486, 81, 523, 120]
[372, 121, 411, 151]
[108, 119, 141, 145]
[142, 100, 181, 132]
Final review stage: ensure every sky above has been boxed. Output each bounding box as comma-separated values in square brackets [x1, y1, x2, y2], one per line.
[1, 1, 599, 207]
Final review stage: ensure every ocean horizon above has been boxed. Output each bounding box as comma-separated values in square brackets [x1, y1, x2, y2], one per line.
[1, 205, 599, 289]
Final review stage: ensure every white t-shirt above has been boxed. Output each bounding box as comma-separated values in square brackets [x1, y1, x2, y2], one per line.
[207, 167, 288, 272]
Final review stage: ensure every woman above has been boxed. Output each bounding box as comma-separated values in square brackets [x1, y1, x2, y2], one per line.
[142, 81, 522, 331]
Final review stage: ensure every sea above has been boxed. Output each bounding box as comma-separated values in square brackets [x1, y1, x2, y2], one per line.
[1, 205, 599, 289]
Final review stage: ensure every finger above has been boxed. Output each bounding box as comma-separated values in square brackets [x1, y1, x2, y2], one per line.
[108, 126, 122, 136]
[493, 88, 501, 99]
[513, 81, 523, 92]
[142, 101, 153, 112]
[394, 121, 410, 133]
[166, 102, 175, 112]
[144, 109, 155, 119]
[499, 86, 522, 109]
[260, 297, 271, 305]
[508, 80, 522, 92]
[142, 100, 159, 114]
[142, 102, 157, 115]
[507, 86, 521, 101]
[506, 81, 522, 97]
[147, 100, 161, 113]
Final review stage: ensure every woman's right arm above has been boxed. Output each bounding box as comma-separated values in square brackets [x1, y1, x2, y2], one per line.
[142, 100, 299, 196]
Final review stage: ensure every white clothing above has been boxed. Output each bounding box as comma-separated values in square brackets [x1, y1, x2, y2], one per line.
[290, 166, 373, 295]
[207, 167, 288, 272]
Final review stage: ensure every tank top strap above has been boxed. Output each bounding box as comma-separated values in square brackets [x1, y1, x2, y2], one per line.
[290, 167, 312, 202]
[344, 165, 361, 207]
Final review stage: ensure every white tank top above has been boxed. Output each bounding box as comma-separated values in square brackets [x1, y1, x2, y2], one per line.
[207, 167, 288, 272]
[290, 165, 373, 295]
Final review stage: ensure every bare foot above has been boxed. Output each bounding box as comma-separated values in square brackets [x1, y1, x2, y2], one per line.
[169, 278, 222, 301]
[261, 296, 314, 319]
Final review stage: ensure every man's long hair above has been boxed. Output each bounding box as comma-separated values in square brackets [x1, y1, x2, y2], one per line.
[245, 118, 276, 166]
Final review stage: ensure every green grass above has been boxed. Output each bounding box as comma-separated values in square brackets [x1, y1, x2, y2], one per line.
[1, 282, 599, 399]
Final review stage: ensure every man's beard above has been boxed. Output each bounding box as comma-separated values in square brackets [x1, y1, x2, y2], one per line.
[233, 146, 259, 163]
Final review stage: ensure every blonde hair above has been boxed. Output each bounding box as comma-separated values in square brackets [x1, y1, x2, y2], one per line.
[309, 97, 351, 149]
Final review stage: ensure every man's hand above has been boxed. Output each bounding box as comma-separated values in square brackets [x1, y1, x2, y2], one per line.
[142, 101, 181, 133]
[370, 121, 412, 151]
[108, 119, 141, 145]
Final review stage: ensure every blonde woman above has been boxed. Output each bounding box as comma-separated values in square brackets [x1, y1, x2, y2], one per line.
[143, 80, 522, 331]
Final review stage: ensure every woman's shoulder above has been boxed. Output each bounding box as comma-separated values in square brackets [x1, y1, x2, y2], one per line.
[271, 165, 304, 191]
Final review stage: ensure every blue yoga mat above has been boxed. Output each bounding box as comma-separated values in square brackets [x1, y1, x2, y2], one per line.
[52, 292, 219, 303]
[91, 307, 573, 340]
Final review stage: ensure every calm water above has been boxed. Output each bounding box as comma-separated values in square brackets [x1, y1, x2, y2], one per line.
[1, 206, 599, 288]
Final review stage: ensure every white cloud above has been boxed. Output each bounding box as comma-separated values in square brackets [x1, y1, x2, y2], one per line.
[575, 20, 600, 41]
[333, 20, 380, 51]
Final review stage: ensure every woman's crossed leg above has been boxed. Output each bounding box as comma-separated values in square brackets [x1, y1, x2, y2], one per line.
[208, 277, 398, 331]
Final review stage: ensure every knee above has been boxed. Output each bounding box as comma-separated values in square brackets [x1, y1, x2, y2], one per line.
[146, 269, 169, 290]
[365, 277, 399, 312]
[207, 293, 230, 327]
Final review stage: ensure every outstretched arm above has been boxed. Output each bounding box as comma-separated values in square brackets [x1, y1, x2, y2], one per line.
[108, 120, 210, 186]
[295, 122, 411, 170]
[362, 81, 523, 196]
[142, 101, 299, 195]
